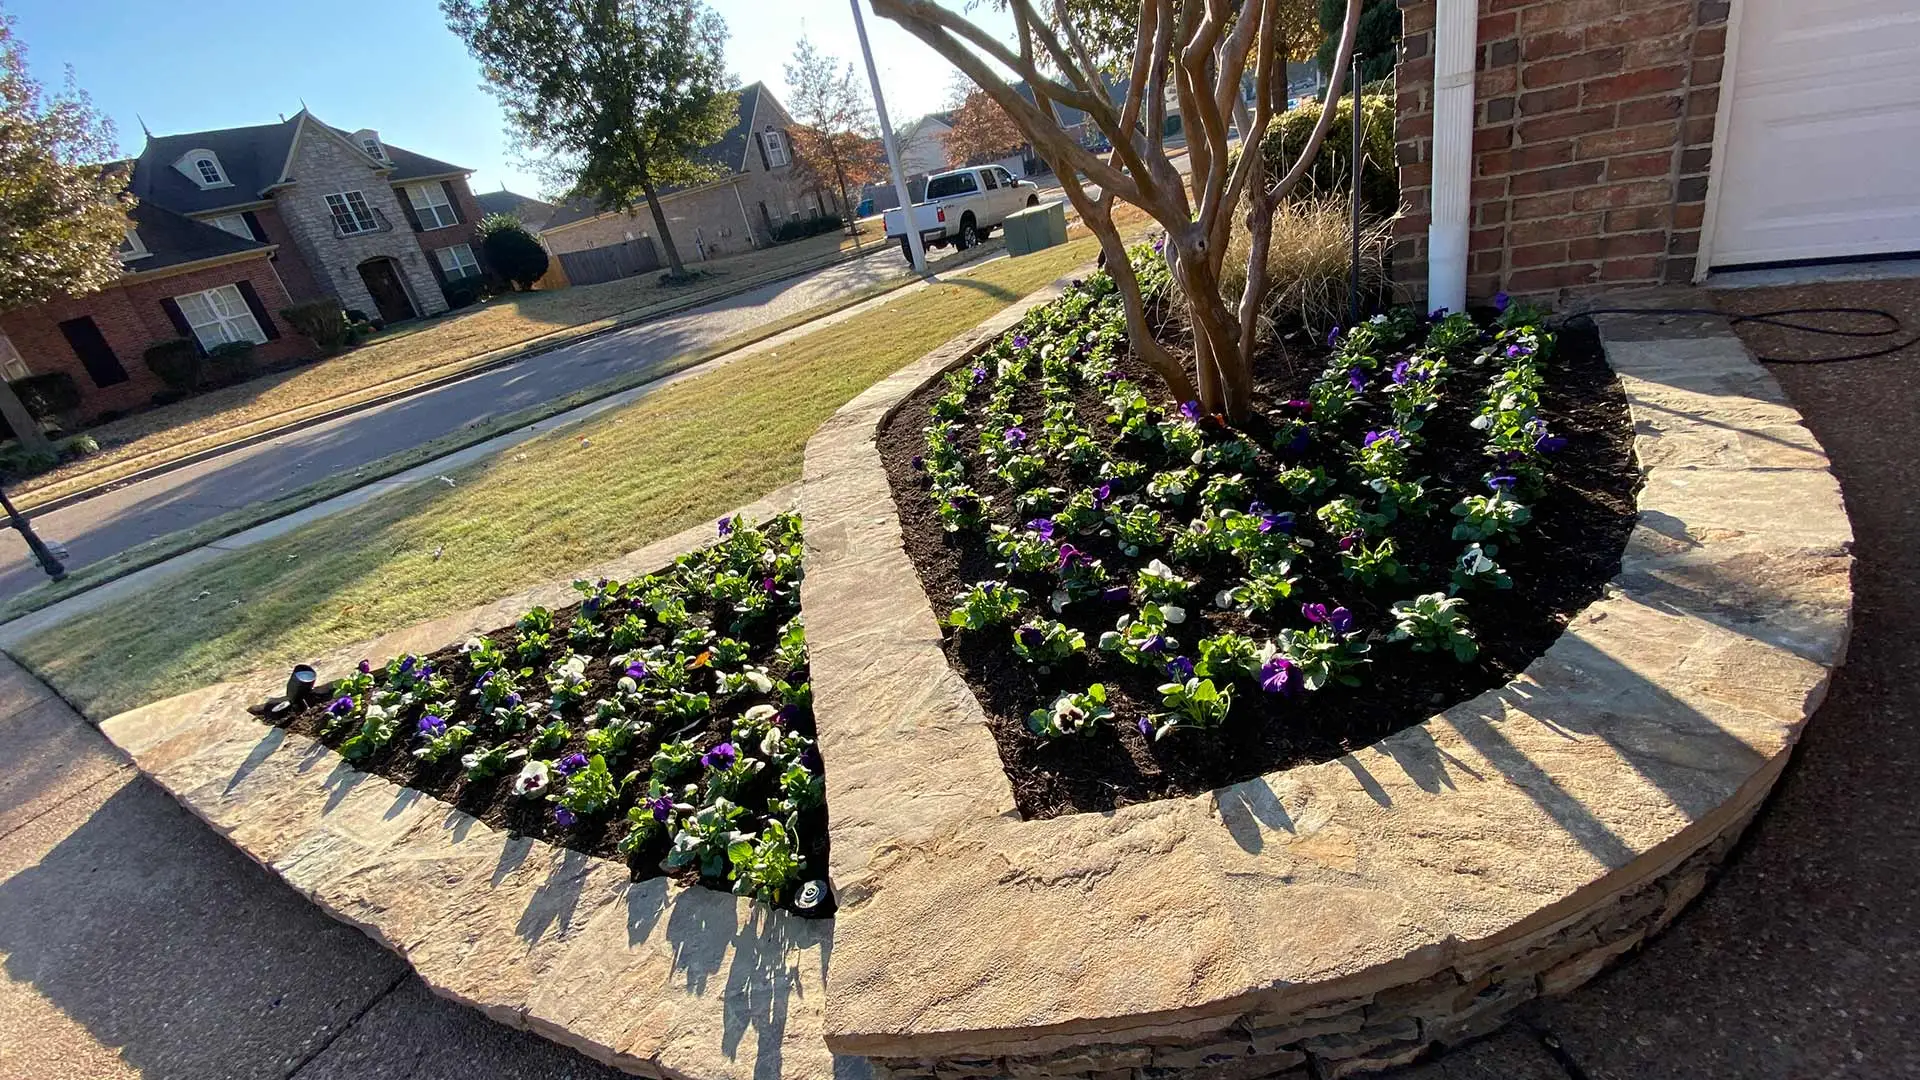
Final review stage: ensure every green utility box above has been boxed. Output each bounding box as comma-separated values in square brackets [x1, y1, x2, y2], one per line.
[1003, 199, 1069, 256]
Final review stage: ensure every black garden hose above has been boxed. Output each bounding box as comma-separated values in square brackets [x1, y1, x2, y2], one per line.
[1559, 305, 1917, 364]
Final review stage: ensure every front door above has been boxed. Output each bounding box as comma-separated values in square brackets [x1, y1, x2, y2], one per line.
[357, 258, 417, 323]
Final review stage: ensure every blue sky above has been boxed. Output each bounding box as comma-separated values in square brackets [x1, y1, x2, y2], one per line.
[7, 0, 1015, 199]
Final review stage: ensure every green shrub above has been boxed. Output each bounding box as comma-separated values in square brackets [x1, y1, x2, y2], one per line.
[0, 444, 57, 478]
[770, 214, 846, 244]
[443, 277, 485, 309]
[144, 338, 204, 391]
[9, 372, 80, 418]
[280, 299, 352, 355]
[477, 214, 550, 290]
[206, 341, 256, 386]
[1259, 92, 1398, 221]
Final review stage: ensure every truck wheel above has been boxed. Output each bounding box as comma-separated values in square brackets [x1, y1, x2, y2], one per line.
[957, 216, 979, 250]
[900, 237, 914, 265]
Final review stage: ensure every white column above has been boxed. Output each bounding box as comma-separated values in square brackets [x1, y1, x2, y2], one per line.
[1426, 0, 1478, 315]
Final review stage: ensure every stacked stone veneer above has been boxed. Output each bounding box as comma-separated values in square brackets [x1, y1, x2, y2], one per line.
[866, 817, 1752, 1080]
[1391, 0, 1731, 304]
[275, 126, 449, 319]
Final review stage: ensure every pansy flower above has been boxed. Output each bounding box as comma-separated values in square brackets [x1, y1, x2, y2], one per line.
[1347, 368, 1366, 393]
[1092, 483, 1112, 506]
[1017, 625, 1046, 652]
[1259, 511, 1295, 534]
[647, 794, 675, 822]
[1362, 428, 1407, 449]
[1505, 342, 1532, 360]
[552, 807, 577, 828]
[911, 455, 926, 471]
[1391, 360, 1412, 385]
[1101, 585, 1132, 605]
[1338, 530, 1362, 552]
[626, 660, 652, 682]
[1057, 543, 1088, 569]
[1327, 325, 1341, 348]
[1027, 517, 1057, 539]
[1179, 400, 1202, 421]
[701, 742, 737, 769]
[356, 659, 372, 675]
[1004, 425, 1029, 447]
[556, 752, 590, 777]
[1166, 655, 1196, 680]
[1259, 655, 1301, 696]
[971, 364, 989, 385]
[1281, 398, 1312, 413]
[1302, 602, 1329, 625]
[325, 695, 355, 717]
[1141, 634, 1168, 655]
[418, 714, 446, 737]
[718, 517, 734, 538]
[1487, 472, 1519, 492]
[1012, 334, 1030, 350]
[1493, 291, 1511, 313]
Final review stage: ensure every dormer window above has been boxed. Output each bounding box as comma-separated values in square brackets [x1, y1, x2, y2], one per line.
[176, 149, 230, 189]
[118, 229, 150, 262]
[352, 129, 388, 164]
[761, 128, 789, 168]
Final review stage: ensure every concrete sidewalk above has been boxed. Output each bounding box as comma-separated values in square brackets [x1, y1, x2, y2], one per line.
[4, 294, 1917, 1077]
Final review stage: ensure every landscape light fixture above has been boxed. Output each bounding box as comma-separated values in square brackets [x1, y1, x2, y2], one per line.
[285, 664, 318, 706]
[0, 482, 65, 582]
[793, 878, 833, 917]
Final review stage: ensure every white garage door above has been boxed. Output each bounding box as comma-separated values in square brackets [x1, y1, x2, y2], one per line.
[1711, 0, 1920, 268]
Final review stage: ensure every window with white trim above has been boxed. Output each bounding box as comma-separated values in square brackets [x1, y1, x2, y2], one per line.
[435, 243, 481, 280]
[208, 214, 254, 241]
[118, 229, 150, 262]
[174, 284, 266, 351]
[0, 331, 29, 381]
[762, 128, 789, 168]
[406, 183, 459, 229]
[325, 191, 379, 234]
[175, 149, 231, 189]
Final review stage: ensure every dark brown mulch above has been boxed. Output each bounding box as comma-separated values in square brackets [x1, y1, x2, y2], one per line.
[260, 597, 827, 906]
[877, 320, 1640, 820]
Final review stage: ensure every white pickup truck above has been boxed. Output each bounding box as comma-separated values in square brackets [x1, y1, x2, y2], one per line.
[883, 165, 1042, 263]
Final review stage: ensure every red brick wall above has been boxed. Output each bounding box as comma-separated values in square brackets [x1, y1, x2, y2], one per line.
[0, 255, 307, 421]
[402, 176, 489, 291]
[1392, 0, 1729, 305]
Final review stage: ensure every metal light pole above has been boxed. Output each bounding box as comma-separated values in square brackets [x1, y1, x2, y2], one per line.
[0, 485, 64, 581]
[1348, 55, 1364, 329]
[849, 0, 927, 274]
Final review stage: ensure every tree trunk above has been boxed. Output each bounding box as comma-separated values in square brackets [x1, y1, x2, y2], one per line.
[831, 158, 857, 239]
[636, 172, 689, 279]
[0, 380, 50, 456]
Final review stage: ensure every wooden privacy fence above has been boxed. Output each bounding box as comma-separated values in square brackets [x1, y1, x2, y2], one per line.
[555, 236, 662, 287]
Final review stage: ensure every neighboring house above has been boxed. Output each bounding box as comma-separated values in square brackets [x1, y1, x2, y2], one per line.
[475, 189, 559, 233]
[0, 109, 489, 419]
[896, 112, 956, 177]
[1391, 0, 1920, 303]
[540, 83, 837, 268]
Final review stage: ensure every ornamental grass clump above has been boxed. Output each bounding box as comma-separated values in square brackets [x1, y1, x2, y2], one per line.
[261, 511, 832, 910]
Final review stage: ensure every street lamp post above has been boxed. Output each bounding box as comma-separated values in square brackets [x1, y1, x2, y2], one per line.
[848, 0, 927, 274]
[0, 485, 64, 582]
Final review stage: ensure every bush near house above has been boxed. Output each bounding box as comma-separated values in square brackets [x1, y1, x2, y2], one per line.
[1258, 91, 1399, 221]
[443, 278, 486, 310]
[280, 300, 353, 356]
[477, 213, 551, 292]
[206, 341, 256, 386]
[770, 215, 847, 244]
[144, 338, 204, 392]
[9, 372, 80, 419]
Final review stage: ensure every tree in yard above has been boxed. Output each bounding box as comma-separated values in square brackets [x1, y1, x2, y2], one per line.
[1317, 0, 1399, 83]
[0, 11, 131, 452]
[443, 0, 737, 280]
[476, 213, 550, 290]
[782, 37, 884, 236]
[871, 0, 1364, 423]
[945, 88, 1028, 166]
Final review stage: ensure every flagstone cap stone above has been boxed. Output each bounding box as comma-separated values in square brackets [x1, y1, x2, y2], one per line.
[801, 291, 1853, 1062]
[98, 487, 863, 1080]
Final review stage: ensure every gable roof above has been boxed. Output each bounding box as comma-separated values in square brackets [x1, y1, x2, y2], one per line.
[130, 110, 471, 216]
[475, 189, 559, 231]
[543, 82, 771, 231]
[124, 201, 273, 273]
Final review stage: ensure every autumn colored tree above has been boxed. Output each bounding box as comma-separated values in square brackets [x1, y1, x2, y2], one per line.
[873, 0, 1364, 422]
[945, 89, 1029, 166]
[783, 37, 884, 234]
[0, 11, 130, 451]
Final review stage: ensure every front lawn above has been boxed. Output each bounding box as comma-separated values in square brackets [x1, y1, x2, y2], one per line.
[16, 234, 1112, 720]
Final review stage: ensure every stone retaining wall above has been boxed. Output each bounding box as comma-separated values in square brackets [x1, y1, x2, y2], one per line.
[803, 287, 1851, 1075]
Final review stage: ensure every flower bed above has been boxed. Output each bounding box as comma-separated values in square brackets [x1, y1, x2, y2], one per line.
[878, 252, 1638, 818]
[259, 511, 830, 910]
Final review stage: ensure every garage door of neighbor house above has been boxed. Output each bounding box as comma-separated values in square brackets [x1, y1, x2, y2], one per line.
[1711, 0, 1920, 268]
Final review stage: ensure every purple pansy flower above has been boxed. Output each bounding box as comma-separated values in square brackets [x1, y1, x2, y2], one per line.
[1017, 625, 1046, 652]
[1493, 291, 1511, 313]
[1259, 655, 1301, 696]
[1141, 634, 1168, 655]
[1101, 585, 1132, 605]
[971, 364, 988, 385]
[761, 576, 777, 594]
[1027, 517, 1056, 539]
[1057, 543, 1087, 569]
[556, 753, 590, 777]
[326, 695, 355, 716]
[418, 714, 446, 737]
[1093, 483, 1112, 505]
[1338, 531, 1363, 552]
[1327, 324, 1341, 348]
[1282, 425, 1311, 454]
[1429, 307, 1449, 321]
[626, 660, 652, 682]
[1362, 428, 1406, 449]
[399, 656, 416, 674]
[1302, 602, 1329, 625]
[1004, 426, 1029, 446]
[1259, 511, 1295, 534]
[1505, 342, 1533, 360]
[1282, 398, 1312, 413]
[1347, 368, 1367, 393]
[911, 455, 925, 471]
[717, 517, 734, 538]
[505, 692, 523, 707]
[1012, 334, 1030, 350]
[1329, 606, 1354, 633]
[1166, 656, 1196, 681]
[647, 794, 674, 822]
[1391, 360, 1412, 385]
[1137, 716, 1154, 736]
[552, 807, 577, 828]
[357, 659, 371, 675]
[701, 742, 737, 769]
[1488, 472, 1519, 492]
[1179, 400, 1202, 421]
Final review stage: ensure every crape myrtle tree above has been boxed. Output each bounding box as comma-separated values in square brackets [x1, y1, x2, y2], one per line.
[871, 0, 1363, 423]
[443, 0, 737, 280]
[946, 88, 1027, 165]
[0, 11, 131, 452]
[783, 37, 886, 236]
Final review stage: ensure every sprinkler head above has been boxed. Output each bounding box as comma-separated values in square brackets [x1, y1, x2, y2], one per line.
[286, 664, 317, 706]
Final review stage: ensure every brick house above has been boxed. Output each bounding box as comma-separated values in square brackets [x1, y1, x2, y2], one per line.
[540, 84, 840, 265]
[1391, 0, 1920, 306]
[0, 109, 488, 420]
